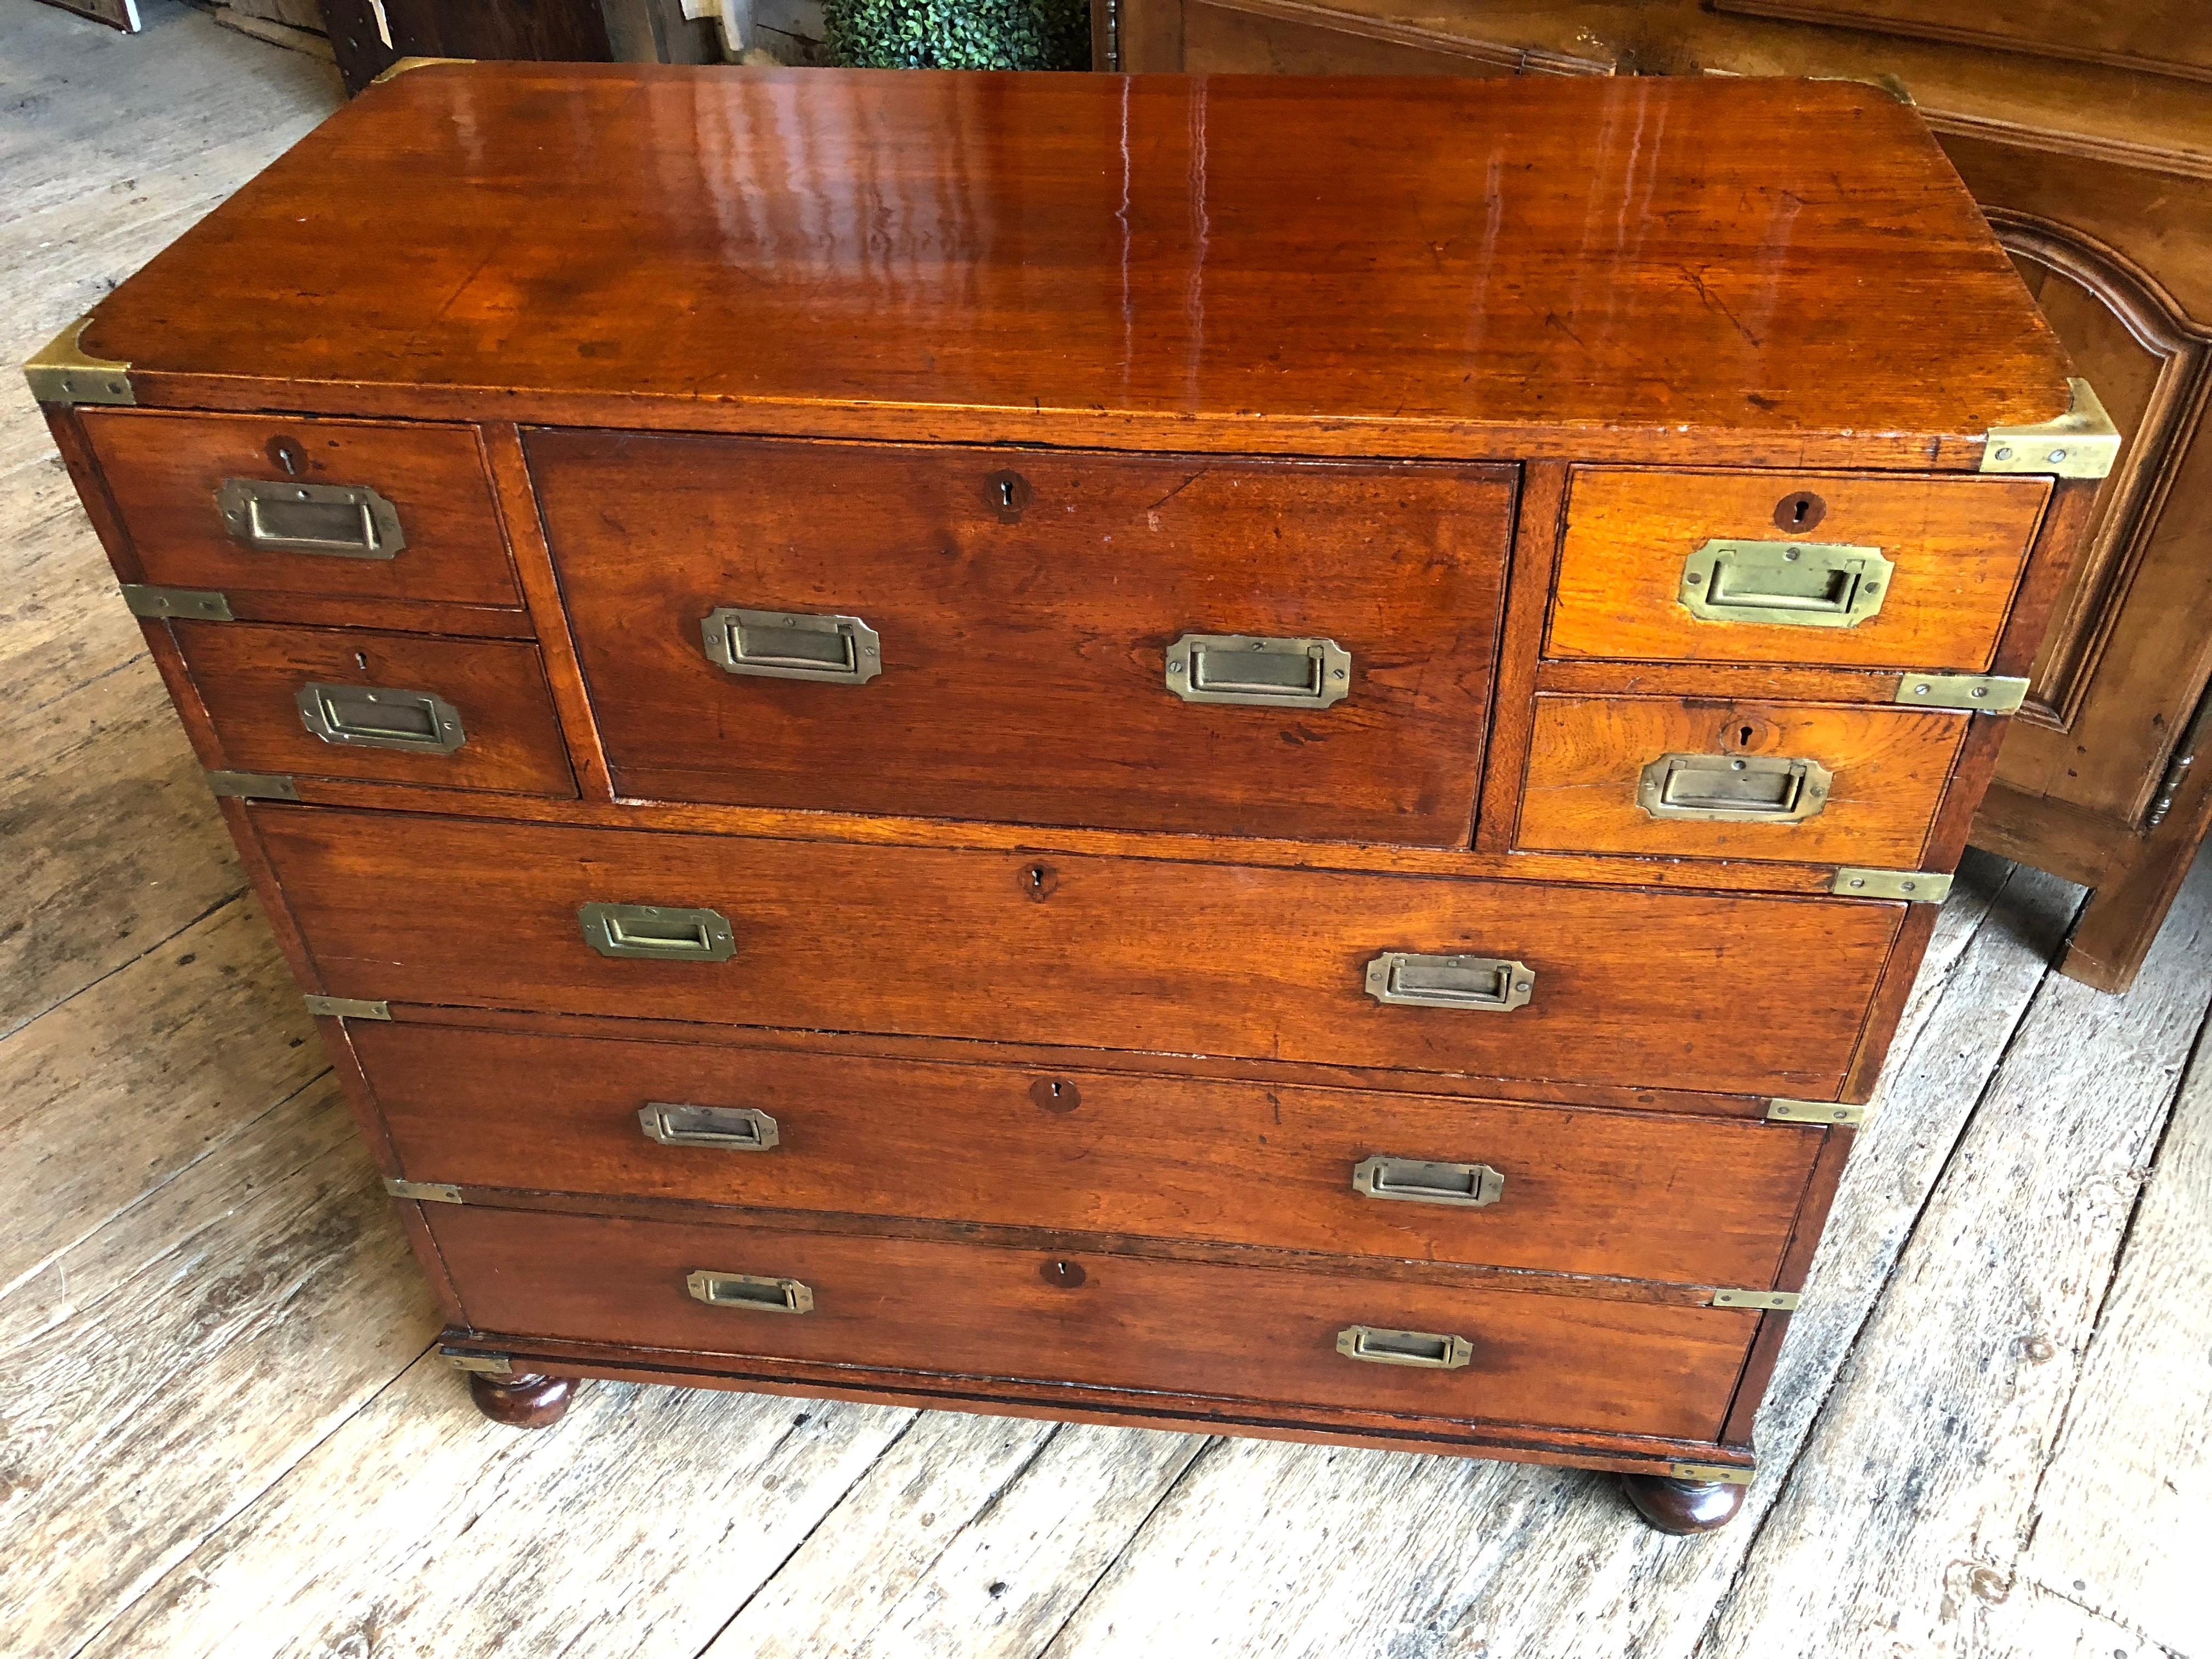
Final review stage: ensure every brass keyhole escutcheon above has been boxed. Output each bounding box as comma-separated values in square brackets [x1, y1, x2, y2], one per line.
[1773, 489, 1827, 533]
[986, 469, 1032, 523]
[1029, 1077, 1081, 1114]
[1020, 862, 1058, 902]
[1041, 1258, 1087, 1289]
[266, 434, 309, 477]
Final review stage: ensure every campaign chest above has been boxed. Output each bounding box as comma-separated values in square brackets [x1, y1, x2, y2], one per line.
[29, 63, 2111, 1532]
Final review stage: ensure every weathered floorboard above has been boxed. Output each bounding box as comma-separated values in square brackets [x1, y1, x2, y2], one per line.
[703, 1418, 1208, 1659]
[0, 1080, 433, 1657]
[1702, 856, 2212, 1659]
[0, 895, 320, 1297]
[2016, 990, 2212, 1657]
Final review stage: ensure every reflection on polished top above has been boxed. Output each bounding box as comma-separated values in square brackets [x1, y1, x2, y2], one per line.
[86, 64, 2072, 456]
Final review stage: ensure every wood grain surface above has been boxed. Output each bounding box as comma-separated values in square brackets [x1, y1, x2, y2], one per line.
[170, 620, 578, 797]
[1513, 693, 1967, 865]
[76, 68, 2073, 463]
[429, 1204, 1759, 1442]
[533, 432, 1511, 846]
[353, 1022, 1823, 1286]
[79, 409, 521, 611]
[252, 807, 1906, 1097]
[1547, 469, 2052, 669]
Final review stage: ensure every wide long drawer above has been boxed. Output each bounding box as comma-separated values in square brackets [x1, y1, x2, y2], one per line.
[261, 809, 1904, 1097]
[428, 1205, 1758, 1442]
[528, 432, 1514, 848]
[354, 1023, 1824, 1285]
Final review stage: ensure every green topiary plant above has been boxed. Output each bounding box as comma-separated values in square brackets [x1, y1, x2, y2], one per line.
[823, 0, 1090, 71]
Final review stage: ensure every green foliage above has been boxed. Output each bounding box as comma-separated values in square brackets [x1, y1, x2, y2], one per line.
[823, 0, 1090, 71]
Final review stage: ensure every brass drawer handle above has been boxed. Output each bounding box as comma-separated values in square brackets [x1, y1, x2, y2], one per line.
[296, 682, 465, 754]
[217, 479, 405, 559]
[1164, 633, 1351, 708]
[1335, 1324, 1472, 1370]
[1679, 540, 1892, 628]
[1363, 953, 1533, 1012]
[702, 607, 882, 685]
[1352, 1155, 1504, 1208]
[1638, 753, 1832, 823]
[639, 1103, 780, 1150]
[578, 902, 736, 962]
[686, 1270, 813, 1313]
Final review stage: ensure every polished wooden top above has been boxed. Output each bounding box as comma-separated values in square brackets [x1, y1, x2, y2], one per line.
[85, 65, 2072, 462]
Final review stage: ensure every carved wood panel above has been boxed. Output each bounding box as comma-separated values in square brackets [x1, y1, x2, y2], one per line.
[1983, 212, 2212, 827]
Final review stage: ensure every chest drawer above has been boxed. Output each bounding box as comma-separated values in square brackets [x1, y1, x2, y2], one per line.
[1547, 469, 2051, 671]
[527, 433, 1514, 848]
[356, 1023, 1822, 1286]
[82, 410, 522, 613]
[1513, 693, 1966, 866]
[173, 622, 577, 797]
[427, 1205, 1758, 1442]
[260, 809, 1902, 1098]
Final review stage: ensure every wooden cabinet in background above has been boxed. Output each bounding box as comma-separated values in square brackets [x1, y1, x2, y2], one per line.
[1098, 0, 2212, 992]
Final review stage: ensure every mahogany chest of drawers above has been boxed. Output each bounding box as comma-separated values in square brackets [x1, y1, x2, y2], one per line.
[30, 63, 2111, 1533]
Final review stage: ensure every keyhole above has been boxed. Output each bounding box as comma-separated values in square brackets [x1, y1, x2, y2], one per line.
[1041, 1258, 1087, 1289]
[985, 470, 1031, 521]
[355, 651, 371, 672]
[1773, 489, 1827, 533]
[1738, 725, 1754, 747]
[1020, 862, 1057, 901]
[1000, 479, 1017, 508]
[1029, 1076, 1081, 1114]
[267, 435, 308, 477]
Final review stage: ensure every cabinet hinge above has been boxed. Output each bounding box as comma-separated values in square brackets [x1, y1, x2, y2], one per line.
[122, 584, 231, 622]
[22, 313, 134, 407]
[1710, 1288, 1801, 1311]
[1667, 1461, 1756, 1486]
[385, 1178, 462, 1204]
[1894, 673, 2028, 714]
[1768, 1098, 1869, 1127]
[206, 770, 299, 802]
[1981, 378, 2120, 480]
[303, 994, 391, 1021]
[439, 1347, 512, 1375]
[1831, 868, 1954, 904]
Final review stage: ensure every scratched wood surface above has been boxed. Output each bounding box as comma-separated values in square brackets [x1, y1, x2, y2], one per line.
[2, 9, 2207, 1659]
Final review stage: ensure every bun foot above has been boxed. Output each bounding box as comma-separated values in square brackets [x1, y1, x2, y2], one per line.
[467, 1369, 577, 1429]
[1621, 1472, 1746, 1534]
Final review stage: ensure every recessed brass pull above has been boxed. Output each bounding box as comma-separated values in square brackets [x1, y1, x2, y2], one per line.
[578, 902, 736, 962]
[218, 479, 404, 559]
[1164, 633, 1351, 708]
[686, 1270, 814, 1314]
[639, 1103, 780, 1150]
[1638, 753, 1832, 823]
[1679, 540, 1892, 628]
[701, 607, 882, 685]
[1351, 1156, 1505, 1208]
[1335, 1324, 1472, 1370]
[1363, 953, 1533, 1012]
[296, 682, 466, 754]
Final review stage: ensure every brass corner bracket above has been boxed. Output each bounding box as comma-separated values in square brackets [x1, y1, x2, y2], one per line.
[371, 55, 474, 84]
[22, 312, 134, 407]
[1982, 378, 2119, 481]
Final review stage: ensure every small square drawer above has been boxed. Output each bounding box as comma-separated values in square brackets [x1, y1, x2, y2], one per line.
[1547, 469, 2051, 672]
[81, 410, 522, 612]
[173, 621, 576, 797]
[1512, 693, 1967, 867]
[426, 1205, 1759, 1443]
[527, 432, 1515, 849]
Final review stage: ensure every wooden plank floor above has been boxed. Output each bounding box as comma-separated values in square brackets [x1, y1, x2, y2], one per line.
[3, 7, 2207, 1656]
